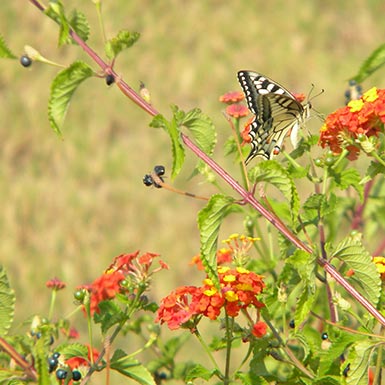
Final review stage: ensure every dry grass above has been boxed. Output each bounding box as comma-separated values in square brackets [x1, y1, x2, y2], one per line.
[1, 1, 385, 331]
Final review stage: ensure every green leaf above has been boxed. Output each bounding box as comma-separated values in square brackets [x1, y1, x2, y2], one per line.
[185, 364, 217, 381]
[248, 160, 300, 224]
[332, 235, 381, 306]
[33, 336, 50, 385]
[178, 108, 216, 157]
[45, 1, 70, 46]
[351, 43, 385, 83]
[364, 160, 385, 181]
[177, 107, 217, 177]
[105, 30, 140, 60]
[150, 113, 185, 179]
[0, 35, 16, 59]
[55, 342, 88, 359]
[347, 341, 374, 385]
[110, 349, 156, 385]
[94, 300, 125, 333]
[68, 9, 90, 43]
[48, 61, 93, 134]
[197, 194, 235, 286]
[329, 168, 363, 200]
[0, 266, 15, 336]
[286, 250, 317, 327]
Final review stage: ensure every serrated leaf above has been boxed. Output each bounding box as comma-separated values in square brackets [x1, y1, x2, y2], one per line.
[318, 332, 360, 376]
[347, 341, 374, 385]
[68, 9, 90, 43]
[0, 266, 15, 336]
[177, 107, 217, 178]
[185, 364, 217, 381]
[330, 168, 363, 200]
[197, 194, 235, 286]
[45, 1, 70, 46]
[0, 35, 16, 59]
[309, 376, 341, 385]
[149, 112, 185, 179]
[105, 30, 140, 60]
[248, 160, 300, 224]
[332, 235, 381, 306]
[56, 343, 88, 359]
[351, 43, 385, 83]
[364, 160, 385, 181]
[110, 349, 156, 385]
[33, 337, 50, 385]
[94, 300, 125, 333]
[286, 250, 317, 327]
[48, 61, 93, 134]
[178, 108, 216, 157]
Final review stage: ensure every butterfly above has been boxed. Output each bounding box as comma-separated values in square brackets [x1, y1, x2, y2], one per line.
[237, 70, 311, 163]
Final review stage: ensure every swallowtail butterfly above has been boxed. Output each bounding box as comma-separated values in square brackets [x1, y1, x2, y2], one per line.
[237, 70, 311, 163]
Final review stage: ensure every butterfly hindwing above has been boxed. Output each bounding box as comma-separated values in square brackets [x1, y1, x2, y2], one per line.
[237, 70, 310, 163]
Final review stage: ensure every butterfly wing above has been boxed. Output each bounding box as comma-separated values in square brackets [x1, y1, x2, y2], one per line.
[237, 71, 308, 163]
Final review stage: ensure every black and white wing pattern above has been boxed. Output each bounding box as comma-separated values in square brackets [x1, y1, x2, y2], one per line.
[237, 70, 311, 163]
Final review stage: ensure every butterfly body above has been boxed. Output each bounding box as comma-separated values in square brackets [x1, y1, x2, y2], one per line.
[237, 71, 311, 163]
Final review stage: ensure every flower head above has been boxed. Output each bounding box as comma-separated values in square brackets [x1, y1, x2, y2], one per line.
[319, 87, 385, 158]
[46, 277, 66, 290]
[156, 265, 265, 330]
[226, 104, 249, 118]
[219, 91, 244, 104]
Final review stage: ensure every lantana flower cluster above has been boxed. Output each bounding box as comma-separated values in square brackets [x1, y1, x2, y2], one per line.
[156, 265, 266, 337]
[319, 87, 385, 159]
[82, 251, 168, 315]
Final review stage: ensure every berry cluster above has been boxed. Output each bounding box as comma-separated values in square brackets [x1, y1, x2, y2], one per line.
[143, 165, 165, 188]
[47, 352, 82, 382]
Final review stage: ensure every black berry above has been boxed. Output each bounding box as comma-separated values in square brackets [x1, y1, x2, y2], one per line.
[289, 319, 295, 329]
[153, 175, 164, 189]
[56, 369, 67, 380]
[154, 165, 165, 177]
[72, 370, 82, 381]
[105, 74, 115, 86]
[321, 332, 328, 340]
[48, 357, 58, 372]
[20, 55, 32, 67]
[52, 352, 60, 359]
[143, 174, 154, 186]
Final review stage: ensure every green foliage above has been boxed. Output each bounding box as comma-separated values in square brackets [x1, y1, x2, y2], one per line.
[0, 34, 16, 59]
[249, 160, 300, 225]
[197, 194, 236, 285]
[331, 235, 381, 307]
[351, 42, 385, 83]
[150, 105, 216, 179]
[110, 349, 156, 385]
[0, 266, 15, 336]
[45, 1, 90, 45]
[105, 30, 140, 60]
[48, 61, 93, 134]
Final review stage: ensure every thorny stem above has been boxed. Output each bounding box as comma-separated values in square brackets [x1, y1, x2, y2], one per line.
[27, 0, 385, 331]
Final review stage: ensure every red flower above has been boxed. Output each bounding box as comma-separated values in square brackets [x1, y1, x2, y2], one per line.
[156, 265, 265, 330]
[219, 91, 244, 104]
[319, 87, 385, 158]
[89, 271, 125, 314]
[155, 286, 201, 330]
[252, 321, 267, 338]
[46, 277, 66, 290]
[226, 104, 249, 118]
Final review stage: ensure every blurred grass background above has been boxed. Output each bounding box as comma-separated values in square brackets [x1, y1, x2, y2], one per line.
[1, 0, 385, 351]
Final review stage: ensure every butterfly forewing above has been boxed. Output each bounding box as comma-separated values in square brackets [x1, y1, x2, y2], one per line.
[237, 70, 310, 163]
